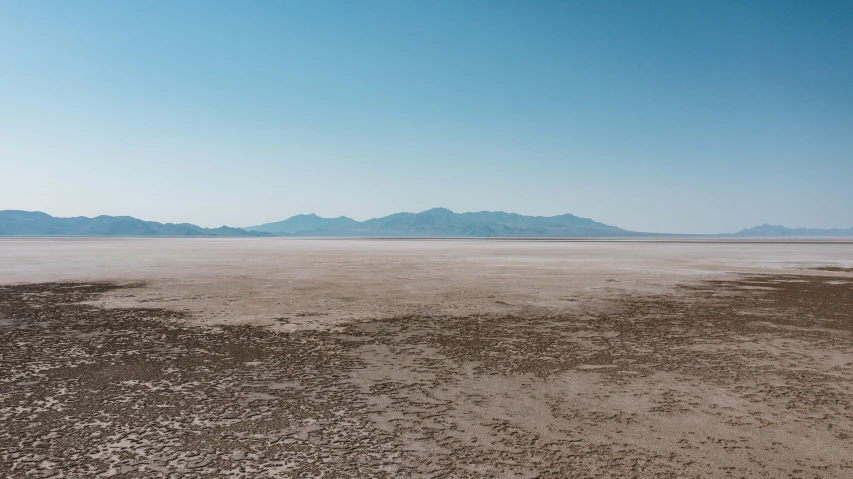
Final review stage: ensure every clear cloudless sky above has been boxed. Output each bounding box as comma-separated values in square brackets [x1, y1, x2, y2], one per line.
[1, 0, 851, 233]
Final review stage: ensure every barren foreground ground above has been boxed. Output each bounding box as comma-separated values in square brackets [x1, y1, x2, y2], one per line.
[1, 238, 852, 478]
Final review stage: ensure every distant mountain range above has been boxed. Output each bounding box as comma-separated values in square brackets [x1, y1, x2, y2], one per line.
[246, 208, 640, 237]
[251, 214, 359, 234]
[734, 224, 853, 237]
[0, 210, 267, 237]
[2, 209, 851, 237]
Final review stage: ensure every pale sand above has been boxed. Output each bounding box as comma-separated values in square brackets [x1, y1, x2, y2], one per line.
[1, 238, 852, 477]
[1, 237, 852, 329]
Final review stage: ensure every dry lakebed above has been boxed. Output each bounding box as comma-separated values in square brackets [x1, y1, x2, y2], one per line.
[1, 238, 852, 478]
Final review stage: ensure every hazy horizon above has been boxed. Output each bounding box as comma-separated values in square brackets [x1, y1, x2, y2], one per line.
[4, 207, 853, 236]
[3, 1, 852, 234]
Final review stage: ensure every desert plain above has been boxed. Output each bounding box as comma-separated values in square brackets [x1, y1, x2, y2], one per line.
[1, 237, 852, 478]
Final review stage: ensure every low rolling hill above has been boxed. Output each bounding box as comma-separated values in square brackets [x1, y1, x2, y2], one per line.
[0, 211, 267, 237]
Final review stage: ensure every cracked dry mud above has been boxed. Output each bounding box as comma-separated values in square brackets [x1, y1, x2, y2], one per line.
[1, 273, 852, 478]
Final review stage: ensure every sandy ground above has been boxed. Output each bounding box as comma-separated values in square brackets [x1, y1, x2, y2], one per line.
[1, 238, 852, 477]
[2, 238, 852, 329]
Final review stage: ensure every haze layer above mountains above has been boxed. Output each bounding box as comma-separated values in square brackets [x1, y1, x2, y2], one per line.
[1, 209, 851, 237]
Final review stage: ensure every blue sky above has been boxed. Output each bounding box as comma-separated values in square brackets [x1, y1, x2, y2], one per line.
[2, 1, 851, 233]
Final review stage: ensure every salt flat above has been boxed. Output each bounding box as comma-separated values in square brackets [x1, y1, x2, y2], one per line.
[1, 238, 852, 477]
[2, 237, 852, 328]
